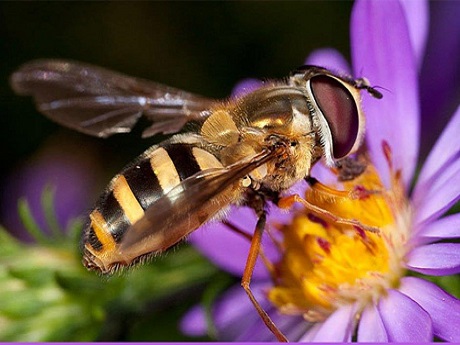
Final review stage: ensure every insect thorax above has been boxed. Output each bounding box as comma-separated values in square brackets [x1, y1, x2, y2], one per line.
[200, 85, 320, 191]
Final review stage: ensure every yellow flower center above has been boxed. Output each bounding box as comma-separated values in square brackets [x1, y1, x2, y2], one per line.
[268, 160, 411, 322]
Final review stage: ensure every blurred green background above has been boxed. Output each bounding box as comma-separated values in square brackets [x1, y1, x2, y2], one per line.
[0, 1, 354, 341]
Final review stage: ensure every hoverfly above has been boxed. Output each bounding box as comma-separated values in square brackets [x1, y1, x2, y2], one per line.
[10, 60, 382, 341]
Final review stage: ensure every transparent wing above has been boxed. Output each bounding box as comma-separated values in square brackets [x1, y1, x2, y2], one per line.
[118, 148, 280, 262]
[10, 59, 217, 138]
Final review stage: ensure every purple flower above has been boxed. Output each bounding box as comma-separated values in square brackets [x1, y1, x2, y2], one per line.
[180, 0, 460, 342]
[1, 136, 102, 241]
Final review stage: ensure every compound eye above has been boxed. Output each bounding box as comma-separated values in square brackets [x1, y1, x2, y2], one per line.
[310, 75, 360, 159]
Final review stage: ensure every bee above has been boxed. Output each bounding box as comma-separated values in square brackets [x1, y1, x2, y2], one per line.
[10, 60, 382, 341]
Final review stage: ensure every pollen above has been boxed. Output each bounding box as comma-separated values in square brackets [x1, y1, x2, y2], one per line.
[268, 161, 410, 322]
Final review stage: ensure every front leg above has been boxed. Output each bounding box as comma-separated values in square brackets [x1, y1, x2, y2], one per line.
[278, 193, 380, 234]
[334, 156, 367, 181]
[241, 210, 288, 342]
[240, 190, 288, 342]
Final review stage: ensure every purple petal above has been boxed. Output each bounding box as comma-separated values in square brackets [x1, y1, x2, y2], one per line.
[378, 289, 433, 342]
[180, 304, 207, 337]
[413, 156, 460, 226]
[281, 179, 308, 200]
[400, 0, 429, 69]
[358, 303, 388, 342]
[209, 284, 263, 341]
[238, 307, 306, 342]
[190, 206, 280, 279]
[1, 140, 99, 241]
[305, 48, 351, 75]
[181, 283, 265, 340]
[351, 0, 420, 189]
[279, 317, 311, 342]
[181, 281, 304, 342]
[415, 213, 460, 242]
[298, 323, 322, 342]
[406, 243, 460, 275]
[309, 303, 356, 342]
[266, 199, 300, 227]
[414, 105, 460, 201]
[310, 161, 339, 185]
[399, 276, 460, 342]
[231, 78, 263, 98]
[419, 1, 460, 158]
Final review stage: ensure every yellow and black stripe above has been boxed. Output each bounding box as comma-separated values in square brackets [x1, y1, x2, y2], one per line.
[82, 141, 223, 271]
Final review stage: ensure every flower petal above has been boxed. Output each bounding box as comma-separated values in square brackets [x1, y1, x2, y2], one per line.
[310, 161, 339, 185]
[351, 0, 420, 189]
[413, 156, 460, 225]
[400, 0, 429, 69]
[419, 2, 460, 157]
[414, 105, 460, 201]
[280, 316, 312, 342]
[180, 304, 207, 337]
[238, 308, 307, 342]
[181, 281, 306, 342]
[215, 284, 272, 341]
[181, 283, 265, 340]
[231, 78, 263, 98]
[298, 323, 322, 342]
[378, 289, 433, 342]
[304, 48, 351, 75]
[415, 212, 460, 241]
[309, 303, 356, 342]
[399, 277, 460, 342]
[190, 206, 280, 279]
[357, 303, 388, 342]
[406, 243, 460, 276]
[1, 141, 98, 241]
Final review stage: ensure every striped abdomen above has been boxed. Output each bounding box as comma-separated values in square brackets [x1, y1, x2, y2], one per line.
[82, 140, 223, 272]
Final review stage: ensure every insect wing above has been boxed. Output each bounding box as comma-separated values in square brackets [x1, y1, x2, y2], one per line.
[118, 148, 279, 263]
[10, 59, 216, 138]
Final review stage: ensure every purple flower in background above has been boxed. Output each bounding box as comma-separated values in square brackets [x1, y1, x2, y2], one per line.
[419, 0, 460, 158]
[1, 135, 102, 241]
[181, 0, 460, 342]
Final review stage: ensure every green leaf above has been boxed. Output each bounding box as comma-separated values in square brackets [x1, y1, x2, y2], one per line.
[201, 271, 234, 339]
[7, 266, 56, 287]
[41, 185, 64, 239]
[432, 274, 460, 299]
[0, 226, 20, 254]
[66, 217, 84, 244]
[17, 198, 48, 244]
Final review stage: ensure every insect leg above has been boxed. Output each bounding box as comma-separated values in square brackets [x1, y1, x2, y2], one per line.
[305, 176, 352, 198]
[223, 220, 275, 280]
[306, 176, 382, 202]
[240, 211, 288, 342]
[278, 193, 380, 234]
[334, 156, 367, 181]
